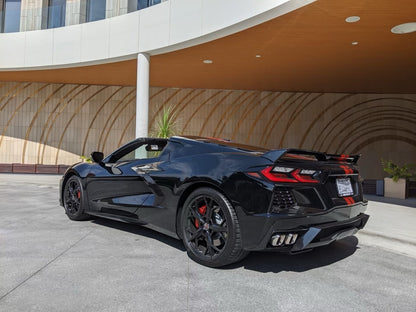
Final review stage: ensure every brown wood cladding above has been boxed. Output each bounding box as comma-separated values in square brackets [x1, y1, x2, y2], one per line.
[1, 1, 415, 94]
[0, 82, 415, 179]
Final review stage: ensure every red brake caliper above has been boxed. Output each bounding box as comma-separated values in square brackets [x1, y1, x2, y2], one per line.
[194, 205, 207, 228]
[77, 191, 81, 199]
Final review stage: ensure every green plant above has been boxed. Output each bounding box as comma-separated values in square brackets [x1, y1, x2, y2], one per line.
[80, 155, 92, 163]
[381, 159, 415, 182]
[153, 105, 177, 138]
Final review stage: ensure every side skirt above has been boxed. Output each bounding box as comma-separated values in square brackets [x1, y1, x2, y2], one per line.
[86, 211, 180, 240]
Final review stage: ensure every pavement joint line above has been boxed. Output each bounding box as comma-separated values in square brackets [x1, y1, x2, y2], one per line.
[359, 230, 416, 246]
[186, 257, 190, 312]
[0, 228, 96, 302]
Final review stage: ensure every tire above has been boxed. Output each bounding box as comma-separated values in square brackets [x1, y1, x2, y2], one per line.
[180, 187, 249, 267]
[63, 175, 90, 221]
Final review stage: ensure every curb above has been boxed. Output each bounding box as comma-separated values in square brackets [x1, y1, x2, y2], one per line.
[359, 230, 416, 247]
[357, 231, 416, 259]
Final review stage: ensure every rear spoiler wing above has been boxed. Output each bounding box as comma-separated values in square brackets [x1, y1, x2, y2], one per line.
[262, 149, 360, 164]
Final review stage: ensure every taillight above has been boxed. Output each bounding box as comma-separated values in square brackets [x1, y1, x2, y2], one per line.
[261, 166, 297, 182]
[260, 166, 319, 183]
[292, 169, 319, 183]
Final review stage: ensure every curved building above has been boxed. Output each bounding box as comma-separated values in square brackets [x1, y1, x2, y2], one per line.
[0, 0, 415, 180]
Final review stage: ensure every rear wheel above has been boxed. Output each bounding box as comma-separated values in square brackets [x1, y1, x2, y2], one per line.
[180, 187, 248, 267]
[63, 176, 90, 221]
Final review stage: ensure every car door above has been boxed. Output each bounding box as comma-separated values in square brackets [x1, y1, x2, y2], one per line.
[86, 139, 167, 221]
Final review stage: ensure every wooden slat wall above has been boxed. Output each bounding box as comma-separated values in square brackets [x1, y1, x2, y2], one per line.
[1, 82, 415, 179]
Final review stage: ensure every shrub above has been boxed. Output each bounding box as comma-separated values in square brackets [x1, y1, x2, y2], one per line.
[381, 159, 415, 182]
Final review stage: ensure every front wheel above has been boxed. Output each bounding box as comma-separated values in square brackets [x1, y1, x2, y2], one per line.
[63, 175, 90, 221]
[180, 187, 248, 267]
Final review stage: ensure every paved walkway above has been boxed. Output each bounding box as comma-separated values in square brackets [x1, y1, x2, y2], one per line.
[356, 195, 416, 258]
[1, 173, 415, 312]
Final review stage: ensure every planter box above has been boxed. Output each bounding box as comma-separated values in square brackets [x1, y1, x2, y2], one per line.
[0, 163, 67, 175]
[384, 177, 407, 199]
[408, 180, 416, 198]
[0, 164, 13, 173]
[36, 165, 59, 174]
[12, 164, 36, 173]
[58, 165, 70, 174]
[362, 179, 376, 194]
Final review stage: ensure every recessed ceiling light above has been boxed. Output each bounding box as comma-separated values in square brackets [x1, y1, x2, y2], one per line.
[346, 16, 360, 23]
[255, 55, 261, 58]
[203, 60, 213, 64]
[391, 22, 416, 34]
[352, 42, 359, 45]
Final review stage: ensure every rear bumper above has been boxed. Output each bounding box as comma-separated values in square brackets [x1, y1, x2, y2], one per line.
[237, 202, 369, 251]
[290, 213, 368, 252]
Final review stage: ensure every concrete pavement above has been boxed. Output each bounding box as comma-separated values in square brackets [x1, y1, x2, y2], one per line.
[1, 174, 415, 257]
[356, 195, 416, 258]
[0, 173, 415, 311]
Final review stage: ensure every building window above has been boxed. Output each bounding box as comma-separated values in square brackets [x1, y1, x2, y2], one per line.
[1, 0, 21, 33]
[48, 0, 66, 29]
[137, 0, 161, 10]
[87, 0, 106, 22]
[128, 0, 162, 13]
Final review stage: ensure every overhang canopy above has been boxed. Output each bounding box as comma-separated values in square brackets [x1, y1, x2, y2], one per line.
[1, 0, 415, 93]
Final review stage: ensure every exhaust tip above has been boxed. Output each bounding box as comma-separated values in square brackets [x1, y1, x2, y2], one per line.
[270, 233, 298, 247]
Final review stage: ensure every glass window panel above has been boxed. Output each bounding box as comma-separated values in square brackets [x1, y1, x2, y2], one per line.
[137, 0, 161, 11]
[48, 0, 66, 29]
[3, 0, 21, 33]
[87, 0, 105, 22]
[137, 0, 149, 10]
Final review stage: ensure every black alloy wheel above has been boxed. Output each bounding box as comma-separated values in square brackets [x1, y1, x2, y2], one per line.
[181, 187, 248, 267]
[63, 176, 90, 221]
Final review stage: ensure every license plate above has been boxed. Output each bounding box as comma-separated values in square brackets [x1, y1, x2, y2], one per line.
[336, 178, 354, 197]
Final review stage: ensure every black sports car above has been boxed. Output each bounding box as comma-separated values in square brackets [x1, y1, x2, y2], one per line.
[60, 136, 369, 267]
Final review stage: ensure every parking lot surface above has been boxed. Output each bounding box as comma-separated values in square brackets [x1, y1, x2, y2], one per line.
[0, 174, 415, 312]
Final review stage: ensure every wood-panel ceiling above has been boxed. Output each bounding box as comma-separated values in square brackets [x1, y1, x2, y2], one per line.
[1, 0, 415, 93]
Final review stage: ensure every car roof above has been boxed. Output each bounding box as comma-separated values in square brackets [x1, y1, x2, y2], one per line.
[170, 136, 269, 154]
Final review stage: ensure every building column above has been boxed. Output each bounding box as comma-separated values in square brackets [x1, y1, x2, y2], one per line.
[65, 0, 87, 26]
[106, 0, 129, 18]
[136, 53, 150, 138]
[20, 0, 48, 31]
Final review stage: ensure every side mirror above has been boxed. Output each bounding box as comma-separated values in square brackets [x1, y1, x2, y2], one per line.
[91, 151, 104, 164]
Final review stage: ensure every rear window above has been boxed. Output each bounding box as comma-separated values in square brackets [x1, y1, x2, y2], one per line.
[194, 137, 269, 154]
[280, 153, 319, 161]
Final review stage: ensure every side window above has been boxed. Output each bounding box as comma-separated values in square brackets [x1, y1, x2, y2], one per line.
[86, 0, 105, 22]
[111, 140, 167, 163]
[2, 0, 22, 33]
[118, 144, 161, 162]
[48, 0, 66, 28]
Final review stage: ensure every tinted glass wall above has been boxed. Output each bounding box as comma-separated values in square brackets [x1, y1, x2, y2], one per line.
[48, 0, 66, 29]
[2, 0, 21, 33]
[137, 0, 161, 10]
[87, 0, 106, 22]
